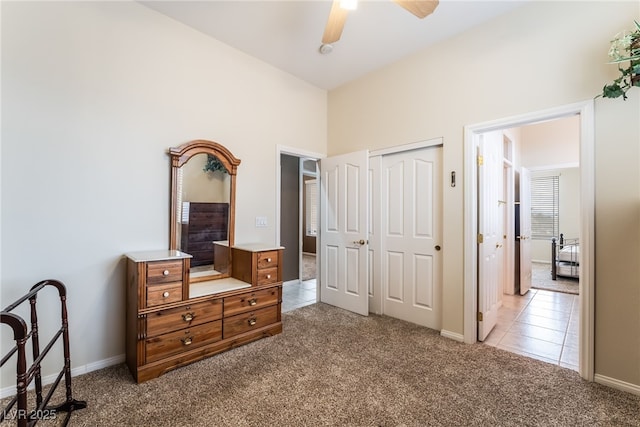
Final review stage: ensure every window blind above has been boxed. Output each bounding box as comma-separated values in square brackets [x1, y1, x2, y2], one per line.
[305, 179, 318, 237]
[531, 175, 559, 240]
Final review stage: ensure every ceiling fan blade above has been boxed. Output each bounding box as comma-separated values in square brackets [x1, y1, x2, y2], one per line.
[393, 0, 439, 19]
[322, 0, 349, 44]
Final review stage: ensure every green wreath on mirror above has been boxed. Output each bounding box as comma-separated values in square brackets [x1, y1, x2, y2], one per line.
[203, 154, 228, 174]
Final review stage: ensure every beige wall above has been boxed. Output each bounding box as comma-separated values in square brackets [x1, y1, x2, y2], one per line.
[520, 115, 580, 169]
[328, 1, 640, 388]
[1, 1, 326, 390]
[594, 88, 640, 387]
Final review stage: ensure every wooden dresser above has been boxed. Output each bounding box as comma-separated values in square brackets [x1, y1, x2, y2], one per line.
[125, 246, 283, 383]
[232, 243, 282, 286]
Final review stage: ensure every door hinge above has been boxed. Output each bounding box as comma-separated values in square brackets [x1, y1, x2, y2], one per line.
[477, 312, 483, 322]
[477, 155, 484, 166]
[477, 233, 484, 244]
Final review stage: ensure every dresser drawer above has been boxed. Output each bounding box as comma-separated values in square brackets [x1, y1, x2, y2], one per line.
[224, 287, 279, 317]
[147, 282, 182, 308]
[147, 260, 183, 285]
[257, 251, 279, 270]
[145, 320, 222, 363]
[223, 305, 279, 339]
[146, 298, 222, 338]
[256, 267, 279, 285]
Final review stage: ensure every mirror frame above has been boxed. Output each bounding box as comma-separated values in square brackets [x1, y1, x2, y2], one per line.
[169, 139, 241, 280]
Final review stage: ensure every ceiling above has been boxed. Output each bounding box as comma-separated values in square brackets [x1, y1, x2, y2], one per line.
[141, 0, 530, 90]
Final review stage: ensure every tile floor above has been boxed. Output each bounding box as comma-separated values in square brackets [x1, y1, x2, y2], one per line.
[281, 278, 579, 371]
[282, 279, 317, 313]
[483, 289, 580, 371]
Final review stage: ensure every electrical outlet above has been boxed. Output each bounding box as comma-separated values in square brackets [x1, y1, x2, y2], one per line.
[255, 216, 268, 227]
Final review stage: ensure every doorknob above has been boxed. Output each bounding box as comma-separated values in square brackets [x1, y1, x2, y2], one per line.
[352, 239, 366, 245]
[435, 245, 441, 251]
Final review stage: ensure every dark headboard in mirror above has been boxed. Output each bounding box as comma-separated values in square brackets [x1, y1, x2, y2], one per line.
[169, 140, 241, 282]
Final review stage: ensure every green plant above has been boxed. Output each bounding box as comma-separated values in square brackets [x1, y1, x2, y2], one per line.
[203, 154, 228, 174]
[602, 20, 640, 100]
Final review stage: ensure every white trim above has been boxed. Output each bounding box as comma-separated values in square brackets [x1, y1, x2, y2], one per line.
[526, 162, 579, 171]
[0, 354, 125, 399]
[503, 147, 515, 295]
[578, 100, 595, 382]
[440, 330, 464, 342]
[463, 100, 595, 383]
[463, 127, 478, 345]
[277, 144, 325, 160]
[369, 137, 443, 157]
[298, 158, 304, 280]
[594, 374, 640, 396]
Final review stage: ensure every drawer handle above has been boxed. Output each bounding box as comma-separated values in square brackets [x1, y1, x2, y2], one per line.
[181, 337, 193, 346]
[266, 274, 271, 279]
[163, 270, 170, 276]
[182, 312, 195, 322]
[248, 298, 257, 306]
[266, 258, 272, 263]
[162, 291, 170, 298]
[248, 318, 257, 327]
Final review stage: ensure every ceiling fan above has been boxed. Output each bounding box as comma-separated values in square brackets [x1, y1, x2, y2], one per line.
[321, 0, 439, 47]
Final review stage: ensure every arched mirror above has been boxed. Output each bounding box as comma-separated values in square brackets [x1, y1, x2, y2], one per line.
[169, 140, 241, 282]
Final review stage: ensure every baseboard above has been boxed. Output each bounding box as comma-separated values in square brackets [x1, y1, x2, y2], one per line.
[594, 373, 640, 396]
[1, 354, 125, 399]
[283, 279, 301, 286]
[440, 329, 464, 342]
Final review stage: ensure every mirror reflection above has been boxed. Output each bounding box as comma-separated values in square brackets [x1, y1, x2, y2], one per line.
[176, 153, 231, 278]
[169, 139, 241, 283]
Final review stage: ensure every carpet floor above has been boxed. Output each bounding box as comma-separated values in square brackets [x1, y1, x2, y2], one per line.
[14, 303, 639, 427]
[302, 253, 316, 281]
[531, 262, 579, 295]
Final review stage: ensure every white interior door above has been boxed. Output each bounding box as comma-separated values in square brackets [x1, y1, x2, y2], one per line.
[381, 147, 442, 329]
[519, 167, 532, 295]
[319, 150, 369, 316]
[478, 131, 505, 341]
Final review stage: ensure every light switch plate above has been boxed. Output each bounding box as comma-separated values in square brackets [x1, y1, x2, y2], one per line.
[255, 216, 268, 227]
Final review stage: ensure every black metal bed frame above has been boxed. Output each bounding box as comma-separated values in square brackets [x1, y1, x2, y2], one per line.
[1, 279, 86, 426]
[551, 233, 580, 280]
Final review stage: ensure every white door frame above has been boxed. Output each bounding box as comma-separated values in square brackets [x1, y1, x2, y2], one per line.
[503, 153, 515, 295]
[463, 100, 595, 381]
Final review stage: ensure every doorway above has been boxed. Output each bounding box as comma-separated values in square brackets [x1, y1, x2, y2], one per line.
[463, 100, 595, 381]
[277, 148, 322, 313]
[480, 118, 581, 370]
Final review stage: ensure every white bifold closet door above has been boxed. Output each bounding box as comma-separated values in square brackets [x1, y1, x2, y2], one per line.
[380, 146, 442, 329]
